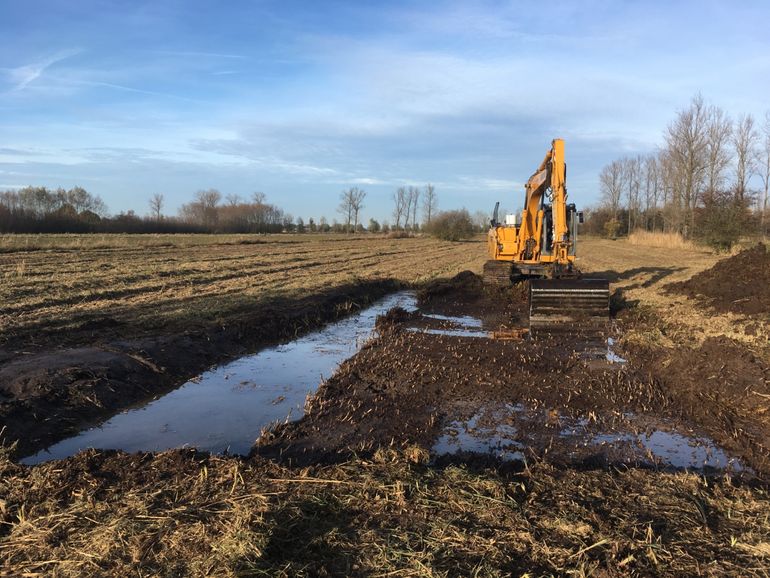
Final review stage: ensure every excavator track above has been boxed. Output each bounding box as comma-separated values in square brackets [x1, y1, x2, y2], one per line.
[529, 278, 610, 330]
[482, 260, 513, 287]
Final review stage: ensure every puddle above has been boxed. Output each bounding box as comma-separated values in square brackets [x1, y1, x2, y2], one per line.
[591, 430, 744, 471]
[433, 407, 525, 462]
[406, 312, 489, 338]
[422, 313, 484, 329]
[433, 404, 746, 472]
[22, 291, 419, 464]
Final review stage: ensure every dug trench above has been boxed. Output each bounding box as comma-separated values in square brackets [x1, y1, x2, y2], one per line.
[0, 278, 403, 459]
[255, 271, 770, 479]
[3, 268, 770, 575]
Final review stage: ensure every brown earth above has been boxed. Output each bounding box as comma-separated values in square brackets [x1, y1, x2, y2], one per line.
[3, 237, 770, 576]
[665, 243, 770, 317]
[255, 272, 770, 478]
[0, 280, 401, 458]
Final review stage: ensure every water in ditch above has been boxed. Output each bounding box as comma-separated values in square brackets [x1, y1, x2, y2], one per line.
[22, 291, 419, 464]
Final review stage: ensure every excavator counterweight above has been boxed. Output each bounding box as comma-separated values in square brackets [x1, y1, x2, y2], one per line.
[484, 139, 610, 330]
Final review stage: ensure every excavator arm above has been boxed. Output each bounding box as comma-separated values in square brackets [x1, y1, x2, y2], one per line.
[519, 139, 570, 263]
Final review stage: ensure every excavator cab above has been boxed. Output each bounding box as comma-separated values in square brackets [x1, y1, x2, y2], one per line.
[484, 139, 609, 331]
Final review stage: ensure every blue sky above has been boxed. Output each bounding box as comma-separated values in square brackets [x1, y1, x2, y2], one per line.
[1, 0, 769, 222]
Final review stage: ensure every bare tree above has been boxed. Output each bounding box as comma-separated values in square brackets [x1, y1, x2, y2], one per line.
[705, 105, 733, 199]
[409, 186, 420, 231]
[403, 189, 413, 230]
[252, 191, 266, 204]
[196, 189, 221, 228]
[350, 187, 366, 231]
[422, 183, 437, 224]
[599, 159, 624, 219]
[623, 155, 643, 232]
[664, 94, 710, 237]
[733, 113, 759, 202]
[226, 193, 241, 207]
[149, 193, 164, 221]
[393, 187, 407, 229]
[642, 155, 661, 230]
[338, 188, 354, 232]
[761, 112, 770, 234]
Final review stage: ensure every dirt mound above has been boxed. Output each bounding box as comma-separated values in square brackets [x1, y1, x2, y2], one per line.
[375, 306, 418, 330]
[666, 243, 770, 316]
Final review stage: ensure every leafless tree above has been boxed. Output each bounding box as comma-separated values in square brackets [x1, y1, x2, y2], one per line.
[195, 189, 221, 228]
[226, 194, 241, 207]
[422, 183, 437, 224]
[338, 187, 366, 233]
[393, 187, 407, 229]
[760, 112, 770, 234]
[664, 94, 710, 237]
[149, 193, 164, 221]
[733, 113, 759, 202]
[409, 186, 420, 231]
[338, 189, 354, 232]
[623, 155, 643, 232]
[252, 191, 266, 204]
[599, 159, 624, 219]
[642, 155, 660, 230]
[351, 187, 366, 231]
[403, 189, 413, 230]
[704, 105, 733, 199]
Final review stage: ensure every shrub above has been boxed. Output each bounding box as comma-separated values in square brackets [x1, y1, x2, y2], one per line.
[696, 190, 751, 253]
[425, 209, 475, 241]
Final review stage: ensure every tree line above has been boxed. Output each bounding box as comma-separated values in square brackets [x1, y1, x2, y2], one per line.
[589, 94, 770, 249]
[0, 181, 451, 235]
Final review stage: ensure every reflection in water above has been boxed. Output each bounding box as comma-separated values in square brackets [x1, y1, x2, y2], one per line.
[22, 292, 419, 464]
[432, 403, 745, 472]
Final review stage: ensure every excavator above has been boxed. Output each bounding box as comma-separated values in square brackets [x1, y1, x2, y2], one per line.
[484, 138, 609, 329]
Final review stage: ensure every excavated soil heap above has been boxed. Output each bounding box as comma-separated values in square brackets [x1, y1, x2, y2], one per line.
[667, 243, 770, 316]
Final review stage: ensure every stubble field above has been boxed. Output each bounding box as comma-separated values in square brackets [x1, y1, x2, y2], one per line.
[1, 233, 770, 577]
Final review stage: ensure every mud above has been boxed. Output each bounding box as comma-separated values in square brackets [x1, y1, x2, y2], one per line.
[666, 243, 770, 317]
[255, 272, 770, 478]
[21, 292, 418, 463]
[0, 280, 401, 458]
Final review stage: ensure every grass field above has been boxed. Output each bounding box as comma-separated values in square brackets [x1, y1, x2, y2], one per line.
[2, 231, 759, 349]
[0, 233, 487, 347]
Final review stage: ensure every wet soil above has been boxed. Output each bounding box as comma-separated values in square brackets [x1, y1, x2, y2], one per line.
[666, 243, 770, 317]
[255, 272, 770, 478]
[0, 280, 401, 458]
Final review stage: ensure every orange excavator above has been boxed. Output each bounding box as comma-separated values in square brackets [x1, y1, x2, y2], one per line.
[484, 138, 609, 328]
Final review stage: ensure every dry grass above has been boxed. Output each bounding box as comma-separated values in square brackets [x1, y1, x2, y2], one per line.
[577, 237, 770, 348]
[0, 233, 487, 346]
[626, 230, 699, 251]
[1, 447, 769, 577]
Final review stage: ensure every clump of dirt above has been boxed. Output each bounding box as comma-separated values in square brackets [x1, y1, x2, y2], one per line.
[375, 306, 418, 331]
[666, 243, 770, 316]
[417, 270, 527, 328]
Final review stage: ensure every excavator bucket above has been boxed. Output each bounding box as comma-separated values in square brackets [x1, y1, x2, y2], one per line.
[529, 278, 610, 330]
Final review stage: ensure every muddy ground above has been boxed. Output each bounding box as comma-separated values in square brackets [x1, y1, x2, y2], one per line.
[0, 279, 401, 457]
[666, 243, 770, 318]
[255, 272, 770, 478]
[2, 267, 770, 576]
[3, 241, 770, 576]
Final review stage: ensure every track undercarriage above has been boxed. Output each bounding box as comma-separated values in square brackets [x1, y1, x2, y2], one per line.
[482, 260, 610, 330]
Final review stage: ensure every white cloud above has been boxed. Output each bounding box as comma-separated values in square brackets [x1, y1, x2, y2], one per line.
[2, 48, 82, 92]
